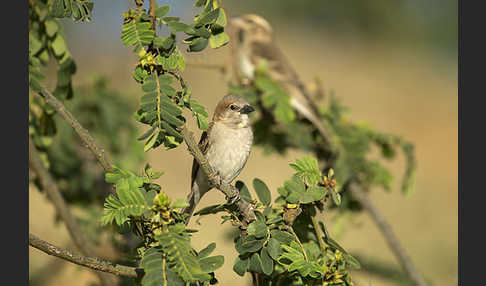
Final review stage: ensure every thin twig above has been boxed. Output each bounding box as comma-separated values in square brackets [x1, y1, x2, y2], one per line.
[234, 22, 427, 284]
[284, 225, 308, 261]
[149, 0, 156, 30]
[348, 182, 427, 286]
[180, 127, 256, 225]
[29, 233, 140, 278]
[307, 207, 327, 256]
[29, 139, 117, 286]
[34, 88, 113, 173]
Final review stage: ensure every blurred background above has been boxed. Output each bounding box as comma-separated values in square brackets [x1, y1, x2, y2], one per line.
[29, 1, 457, 285]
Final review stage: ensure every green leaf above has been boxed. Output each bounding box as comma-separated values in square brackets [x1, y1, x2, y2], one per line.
[161, 109, 184, 126]
[29, 33, 43, 55]
[209, 32, 229, 49]
[101, 187, 148, 226]
[194, 204, 227, 216]
[140, 247, 182, 286]
[157, 226, 211, 283]
[155, 5, 170, 18]
[289, 157, 322, 185]
[254, 74, 295, 124]
[270, 230, 294, 245]
[283, 175, 306, 204]
[301, 186, 327, 204]
[214, 8, 227, 27]
[159, 74, 173, 85]
[171, 198, 189, 209]
[161, 121, 183, 141]
[51, 34, 67, 57]
[121, 20, 154, 52]
[266, 238, 282, 260]
[253, 178, 271, 206]
[168, 22, 189, 33]
[236, 181, 252, 202]
[45, 20, 58, 37]
[343, 253, 361, 269]
[239, 237, 265, 254]
[163, 16, 180, 22]
[133, 65, 149, 83]
[249, 253, 263, 273]
[197, 8, 220, 25]
[196, 114, 208, 131]
[247, 220, 268, 239]
[189, 99, 208, 116]
[144, 130, 160, 152]
[188, 37, 208, 52]
[142, 79, 157, 92]
[186, 26, 211, 38]
[199, 255, 224, 273]
[138, 125, 157, 141]
[50, 0, 65, 18]
[233, 256, 249, 276]
[274, 101, 296, 124]
[198, 243, 216, 259]
[260, 248, 274, 275]
[330, 189, 341, 205]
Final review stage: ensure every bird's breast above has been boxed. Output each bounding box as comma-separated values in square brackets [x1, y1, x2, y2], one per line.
[206, 125, 253, 183]
[237, 50, 255, 79]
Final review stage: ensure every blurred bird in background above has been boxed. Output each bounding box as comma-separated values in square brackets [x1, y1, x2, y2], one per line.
[228, 14, 333, 145]
[182, 94, 255, 224]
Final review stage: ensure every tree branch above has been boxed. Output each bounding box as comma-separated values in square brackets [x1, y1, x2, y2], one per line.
[228, 14, 427, 286]
[180, 127, 256, 225]
[149, 0, 156, 30]
[29, 139, 117, 286]
[348, 182, 427, 286]
[29, 233, 140, 278]
[34, 87, 113, 173]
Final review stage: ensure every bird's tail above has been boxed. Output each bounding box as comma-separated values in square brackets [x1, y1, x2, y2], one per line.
[290, 96, 333, 146]
[182, 180, 206, 225]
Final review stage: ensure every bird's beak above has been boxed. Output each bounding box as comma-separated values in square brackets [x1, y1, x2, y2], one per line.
[239, 104, 255, 114]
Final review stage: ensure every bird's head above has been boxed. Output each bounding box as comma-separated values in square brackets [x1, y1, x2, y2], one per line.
[213, 94, 255, 129]
[230, 14, 273, 44]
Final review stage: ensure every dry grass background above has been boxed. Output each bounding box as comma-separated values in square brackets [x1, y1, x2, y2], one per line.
[29, 18, 457, 286]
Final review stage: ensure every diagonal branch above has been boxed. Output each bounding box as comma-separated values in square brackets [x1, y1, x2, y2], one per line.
[180, 127, 256, 225]
[293, 70, 427, 286]
[295, 72, 427, 286]
[29, 139, 117, 286]
[29, 233, 140, 278]
[348, 182, 427, 286]
[299, 78, 427, 286]
[34, 87, 113, 173]
[227, 14, 427, 286]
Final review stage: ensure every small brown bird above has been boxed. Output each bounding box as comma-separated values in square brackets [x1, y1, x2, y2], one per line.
[183, 94, 255, 223]
[229, 14, 332, 142]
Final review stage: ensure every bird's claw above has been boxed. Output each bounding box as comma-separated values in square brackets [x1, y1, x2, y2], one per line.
[228, 193, 240, 205]
[226, 186, 241, 205]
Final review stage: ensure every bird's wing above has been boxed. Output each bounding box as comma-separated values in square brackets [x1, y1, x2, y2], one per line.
[190, 122, 213, 186]
[249, 40, 291, 80]
[250, 40, 333, 145]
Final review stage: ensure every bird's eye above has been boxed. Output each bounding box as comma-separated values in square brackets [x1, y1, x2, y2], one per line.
[230, 104, 238, 111]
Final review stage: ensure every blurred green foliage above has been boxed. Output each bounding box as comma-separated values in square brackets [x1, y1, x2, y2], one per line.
[47, 77, 145, 205]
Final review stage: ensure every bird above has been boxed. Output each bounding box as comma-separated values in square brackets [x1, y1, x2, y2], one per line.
[182, 94, 255, 224]
[228, 14, 333, 145]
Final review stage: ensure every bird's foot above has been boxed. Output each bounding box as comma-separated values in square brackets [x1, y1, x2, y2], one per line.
[226, 185, 241, 205]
